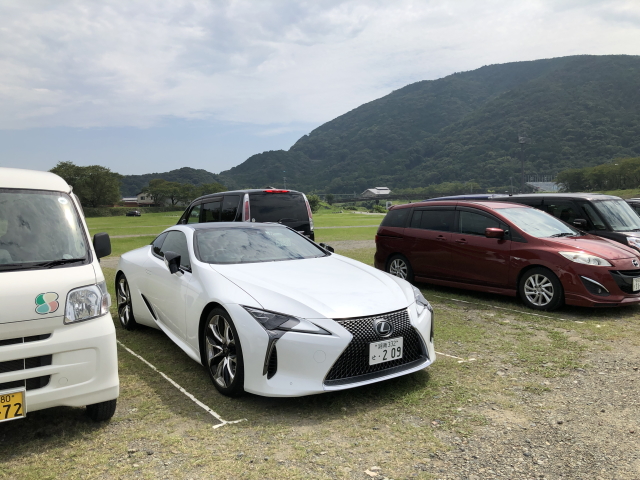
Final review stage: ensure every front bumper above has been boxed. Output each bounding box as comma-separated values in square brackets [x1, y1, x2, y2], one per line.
[0, 313, 119, 413]
[558, 262, 640, 307]
[229, 303, 435, 397]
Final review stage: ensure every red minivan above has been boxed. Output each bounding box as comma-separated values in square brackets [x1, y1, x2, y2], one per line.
[375, 201, 640, 310]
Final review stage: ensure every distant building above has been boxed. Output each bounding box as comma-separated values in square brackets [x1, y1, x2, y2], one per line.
[121, 197, 138, 207]
[360, 187, 391, 198]
[136, 192, 155, 206]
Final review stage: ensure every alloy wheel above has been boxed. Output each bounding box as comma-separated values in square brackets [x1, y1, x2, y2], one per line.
[205, 315, 238, 388]
[389, 258, 408, 279]
[117, 277, 133, 327]
[523, 274, 554, 307]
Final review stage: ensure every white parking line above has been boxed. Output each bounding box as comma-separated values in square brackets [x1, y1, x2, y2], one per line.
[435, 351, 476, 363]
[429, 295, 576, 322]
[117, 340, 246, 429]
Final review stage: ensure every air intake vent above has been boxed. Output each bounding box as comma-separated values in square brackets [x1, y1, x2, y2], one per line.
[267, 345, 278, 379]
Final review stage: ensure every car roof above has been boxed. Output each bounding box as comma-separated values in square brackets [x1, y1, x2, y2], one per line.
[191, 188, 304, 203]
[391, 200, 529, 210]
[503, 192, 620, 200]
[0, 167, 71, 192]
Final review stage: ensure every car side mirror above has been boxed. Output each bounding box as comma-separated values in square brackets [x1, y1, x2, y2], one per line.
[319, 242, 335, 253]
[164, 251, 181, 274]
[485, 227, 505, 239]
[93, 233, 111, 259]
[573, 218, 588, 229]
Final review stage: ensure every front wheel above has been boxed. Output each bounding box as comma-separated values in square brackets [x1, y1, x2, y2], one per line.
[386, 254, 414, 283]
[86, 399, 117, 421]
[519, 267, 564, 311]
[203, 308, 245, 397]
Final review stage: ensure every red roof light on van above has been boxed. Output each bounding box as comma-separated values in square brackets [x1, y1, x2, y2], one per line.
[263, 189, 290, 193]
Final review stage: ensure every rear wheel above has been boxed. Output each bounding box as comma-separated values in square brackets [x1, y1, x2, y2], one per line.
[519, 267, 564, 311]
[86, 399, 117, 422]
[202, 308, 245, 397]
[386, 254, 414, 283]
[116, 273, 137, 330]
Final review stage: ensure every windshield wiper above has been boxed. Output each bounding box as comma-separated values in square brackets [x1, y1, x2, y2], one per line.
[37, 258, 86, 268]
[549, 232, 576, 238]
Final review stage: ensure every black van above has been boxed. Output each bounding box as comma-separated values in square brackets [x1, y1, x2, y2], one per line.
[177, 189, 315, 240]
[493, 193, 640, 252]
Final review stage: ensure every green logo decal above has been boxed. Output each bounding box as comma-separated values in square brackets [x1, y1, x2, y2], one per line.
[35, 292, 59, 314]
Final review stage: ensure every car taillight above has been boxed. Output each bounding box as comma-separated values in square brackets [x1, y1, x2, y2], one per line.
[302, 193, 314, 231]
[263, 189, 290, 193]
[242, 193, 250, 222]
[375, 235, 379, 243]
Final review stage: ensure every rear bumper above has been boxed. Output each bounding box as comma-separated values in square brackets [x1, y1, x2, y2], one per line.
[0, 314, 119, 413]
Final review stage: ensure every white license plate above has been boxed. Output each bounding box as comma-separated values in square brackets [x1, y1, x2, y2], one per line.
[369, 337, 403, 365]
[634, 277, 640, 292]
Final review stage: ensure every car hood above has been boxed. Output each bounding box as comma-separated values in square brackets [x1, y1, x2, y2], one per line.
[210, 254, 409, 319]
[543, 235, 637, 260]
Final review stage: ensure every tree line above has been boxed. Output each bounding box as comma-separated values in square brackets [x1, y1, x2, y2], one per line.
[50, 162, 226, 207]
[557, 157, 640, 192]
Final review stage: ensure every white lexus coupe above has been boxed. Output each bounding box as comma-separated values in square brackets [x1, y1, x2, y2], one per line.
[116, 223, 435, 397]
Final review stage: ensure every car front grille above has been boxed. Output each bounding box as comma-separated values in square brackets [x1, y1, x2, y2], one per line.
[324, 309, 426, 386]
[0, 354, 53, 392]
[0, 334, 51, 348]
[0, 376, 51, 391]
[610, 270, 640, 294]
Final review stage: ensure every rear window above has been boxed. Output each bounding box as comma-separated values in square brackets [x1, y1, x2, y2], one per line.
[381, 208, 410, 228]
[248, 193, 308, 223]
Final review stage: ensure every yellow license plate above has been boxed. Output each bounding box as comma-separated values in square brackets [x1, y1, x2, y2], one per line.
[0, 389, 25, 423]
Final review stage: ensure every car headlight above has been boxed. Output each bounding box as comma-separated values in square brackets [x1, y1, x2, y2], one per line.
[243, 307, 330, 334]
[559, 251, 612, 267]
[412, 285, 433, 315]
[65, 281, 111, 324]
[627, 236, 640, 250]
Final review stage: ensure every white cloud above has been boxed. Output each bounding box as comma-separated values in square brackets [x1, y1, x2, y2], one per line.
[0, 0, 639, 130]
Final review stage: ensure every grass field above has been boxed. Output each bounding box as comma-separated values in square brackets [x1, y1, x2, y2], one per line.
[4, 210, 640, 479]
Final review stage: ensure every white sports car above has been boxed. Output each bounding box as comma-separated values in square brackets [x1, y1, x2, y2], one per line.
[115, 223, 435, 397]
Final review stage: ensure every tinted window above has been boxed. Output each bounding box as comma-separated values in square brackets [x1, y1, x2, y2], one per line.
[542, 202, 580, 225]
[196, 226, 325, 264]
[186, 205, 201, 224]
[421, 210, 455, 232]
[222, 195, 240, 222]
[579, 203, 606, 230]
[459, 211, 500, 235]
[152, 232, 168, 256]
[410, 210, 422, 228]
[0, 190, 87, 269]
[248, 193, 308, 223]
[381, 208, 410, 228]
[202, 200, 221, 222]
[159, 231, 191, 270]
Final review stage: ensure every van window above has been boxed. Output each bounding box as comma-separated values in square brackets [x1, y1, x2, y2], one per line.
[202, 200, 221, 222]
[0, 189, 88, 270]
[221, 195, 240, 222]
[579, 203, 607, 230]
[592, 199, 640, 232]
[459, 211, 500, 235]
[542, 202, 580, 225]
[159, 231, 191, 270]
[409, 210, 422, 228]
[248, 193, 308, 223]
[381, 208, 410, 228]
[421, 210, 455, 231]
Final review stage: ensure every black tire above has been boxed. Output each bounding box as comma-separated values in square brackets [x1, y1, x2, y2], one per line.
[115, 273, 137, 330]
[386, 254, 414, 283]
[202, 308, 245, 397]
[86, 399, 117, 422]
[519, 267, 564, 311]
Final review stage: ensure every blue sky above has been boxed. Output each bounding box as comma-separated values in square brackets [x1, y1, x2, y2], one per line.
[1, 0, 639, 175]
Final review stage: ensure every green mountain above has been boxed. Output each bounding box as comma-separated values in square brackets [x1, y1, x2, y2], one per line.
[219, 55, 640, 193]
[121, 167, 223, 197]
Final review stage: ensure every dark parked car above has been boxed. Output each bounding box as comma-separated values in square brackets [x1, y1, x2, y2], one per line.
[375, 200, 640, 310]
[427, 193, 640, 253]
[126, 210, 141, 216]
[177, 189, 315, 240]
[625, 198, 640, 216]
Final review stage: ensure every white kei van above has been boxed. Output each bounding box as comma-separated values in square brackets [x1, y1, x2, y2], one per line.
[0, 167, 119, 422]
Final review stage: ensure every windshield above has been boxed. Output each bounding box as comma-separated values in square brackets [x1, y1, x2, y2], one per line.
[499, 207, 580, 238]
[195, 226, 326, 264]
[0, 189, 88, 271]
[248, 193, 308, 223]
[592, 199, 640, 232]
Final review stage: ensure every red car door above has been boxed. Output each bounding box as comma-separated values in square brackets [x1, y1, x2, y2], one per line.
[405, 207, 456, 279]
[449, 208, 511, 287]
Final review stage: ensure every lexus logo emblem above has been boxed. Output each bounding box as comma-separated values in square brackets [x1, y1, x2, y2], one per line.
[374, 319, 393, 338]
[633, 259, 639, 268]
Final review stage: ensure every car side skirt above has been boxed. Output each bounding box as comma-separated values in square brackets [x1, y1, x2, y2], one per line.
[414, 275, 518, 297]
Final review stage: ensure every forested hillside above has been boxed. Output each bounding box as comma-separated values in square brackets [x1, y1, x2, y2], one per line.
[121, 167, 224, 197]
[219, 55, 640, 193]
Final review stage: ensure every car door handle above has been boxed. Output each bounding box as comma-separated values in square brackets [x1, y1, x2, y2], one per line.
[435, 235, 447, 241]
[454, 239, 467, 245]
